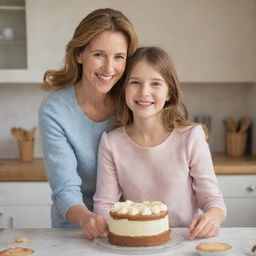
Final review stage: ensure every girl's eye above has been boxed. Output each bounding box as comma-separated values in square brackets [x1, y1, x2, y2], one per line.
[152, 82, 161, 86]
[129, 80, 140, 85]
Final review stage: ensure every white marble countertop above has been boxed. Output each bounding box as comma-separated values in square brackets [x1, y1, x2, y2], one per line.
[0, 228, 255, 256]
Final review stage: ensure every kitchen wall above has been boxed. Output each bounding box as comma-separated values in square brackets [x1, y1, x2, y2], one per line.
[0, 82, 255, 158]
[0, 0, 255, 158]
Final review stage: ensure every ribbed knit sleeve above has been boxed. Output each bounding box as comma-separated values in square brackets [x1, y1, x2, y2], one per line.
[93, 132, 122, 219]
[39, 102, 84, 222]
[187, 125, 226, 216]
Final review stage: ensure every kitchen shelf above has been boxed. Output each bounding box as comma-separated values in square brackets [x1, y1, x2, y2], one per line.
[0, 0, 27, 69]
[0, 6, 25, 10]
[0, 40, 26, 44]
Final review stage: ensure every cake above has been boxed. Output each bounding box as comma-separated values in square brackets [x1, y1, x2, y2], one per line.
[108, 200, 170, 247]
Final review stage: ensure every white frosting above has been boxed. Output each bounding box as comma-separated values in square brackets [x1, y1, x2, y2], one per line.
[108, 215, 169, 236]
[110, 200, 168, 216]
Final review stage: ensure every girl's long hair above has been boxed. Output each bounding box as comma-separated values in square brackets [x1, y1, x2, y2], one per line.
[115, 47, 208, 137]
[42, 8, 138, 94]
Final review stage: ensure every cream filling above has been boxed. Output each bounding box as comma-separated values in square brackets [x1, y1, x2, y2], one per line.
[108, 215, 169, 237]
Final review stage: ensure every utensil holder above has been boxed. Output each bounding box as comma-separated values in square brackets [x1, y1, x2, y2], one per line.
[18, 139, 34, 162]
[226, 132, 247, 157]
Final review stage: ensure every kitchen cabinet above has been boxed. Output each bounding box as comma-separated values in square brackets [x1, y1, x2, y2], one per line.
[217, 174, 256, 227]
[0, 182, 51, 228]
[0, 0, 255, 83]
[0, 0, 27, 69]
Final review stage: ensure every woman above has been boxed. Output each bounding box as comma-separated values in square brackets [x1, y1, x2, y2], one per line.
[39, 8, 137, 240]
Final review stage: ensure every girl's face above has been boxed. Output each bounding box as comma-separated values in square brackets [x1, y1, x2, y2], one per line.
[125, 60, 170, 120]
[77, 30, 128, 94]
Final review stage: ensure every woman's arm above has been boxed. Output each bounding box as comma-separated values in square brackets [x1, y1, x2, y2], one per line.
[66, 205, 107, 239]
[39, 102, 106, 238]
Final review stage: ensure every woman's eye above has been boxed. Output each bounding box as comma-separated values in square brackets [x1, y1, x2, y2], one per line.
[93, 53, 103, 57]
[115, 55, 126, 60]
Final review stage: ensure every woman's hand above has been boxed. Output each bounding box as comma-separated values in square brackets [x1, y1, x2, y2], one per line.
[66, 205, 108, 240]
[80, 212, 108, 240]
[188, 207, 225, 240]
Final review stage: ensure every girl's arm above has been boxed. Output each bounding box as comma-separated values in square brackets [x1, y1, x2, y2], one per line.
[94, 132, 122, 219]
[188, 207, 225, 240]
[187, 125, 226, 240]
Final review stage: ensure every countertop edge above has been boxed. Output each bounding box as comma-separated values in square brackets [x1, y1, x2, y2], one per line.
[0, 152, 256, 181]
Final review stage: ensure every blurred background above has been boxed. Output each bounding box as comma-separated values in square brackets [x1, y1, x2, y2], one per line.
[0, 0, 255, 158]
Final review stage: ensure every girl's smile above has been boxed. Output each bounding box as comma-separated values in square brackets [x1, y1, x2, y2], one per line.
[135, 100, 154, 108]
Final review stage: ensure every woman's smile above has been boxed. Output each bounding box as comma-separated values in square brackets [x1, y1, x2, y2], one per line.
[95, 73, 114, 83]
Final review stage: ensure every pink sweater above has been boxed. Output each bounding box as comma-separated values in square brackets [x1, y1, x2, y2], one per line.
[93, 125, 226, 227]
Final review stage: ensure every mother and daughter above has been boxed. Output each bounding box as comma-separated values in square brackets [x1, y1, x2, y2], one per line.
[39, 8, 226, 241]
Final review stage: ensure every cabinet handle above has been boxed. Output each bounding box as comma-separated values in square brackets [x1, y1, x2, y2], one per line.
[10, 215, 14, 229]
[246, 185, 255, 192]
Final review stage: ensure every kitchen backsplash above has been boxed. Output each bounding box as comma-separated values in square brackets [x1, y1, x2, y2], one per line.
[0, 82, 255, 158]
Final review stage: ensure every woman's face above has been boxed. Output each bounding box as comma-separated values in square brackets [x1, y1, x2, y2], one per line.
[125, 60, 170, 121]
[77, 30, 128, 94]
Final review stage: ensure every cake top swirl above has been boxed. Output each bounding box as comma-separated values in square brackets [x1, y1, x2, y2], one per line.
[110, 200, 168, 216]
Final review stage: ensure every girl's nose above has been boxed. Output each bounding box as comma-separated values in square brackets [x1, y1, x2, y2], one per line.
[139, 84, 150, 96]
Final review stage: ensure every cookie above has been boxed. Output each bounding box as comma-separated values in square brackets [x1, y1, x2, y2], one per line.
[14, 237, 28, 243]
[0, 247, 34, 256]
[196, 242, 231, 252]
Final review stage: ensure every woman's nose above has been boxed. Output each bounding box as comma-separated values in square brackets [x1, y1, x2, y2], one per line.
[102, 58, 114, 73]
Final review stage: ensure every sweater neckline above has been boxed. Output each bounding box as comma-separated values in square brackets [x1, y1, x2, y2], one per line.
[121, 126, 176, 150]
[70, 85, 110, 125]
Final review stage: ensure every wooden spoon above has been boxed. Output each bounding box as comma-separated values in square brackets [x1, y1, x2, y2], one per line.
[224, 117, 237, 132]
[11, 127, 23, 140]
[31, 127, 36, 139]
[239, 117, 252, 133]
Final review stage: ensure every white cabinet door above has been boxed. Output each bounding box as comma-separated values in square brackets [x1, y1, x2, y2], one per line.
[0, 182, 51, 228]
[222, 198, 256, 227]
[217, 175, 256, 227]
[0, 206, 51, 228]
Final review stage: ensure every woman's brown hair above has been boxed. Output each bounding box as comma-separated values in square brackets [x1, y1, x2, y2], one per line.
[116, 47, 207, 135]
[43, 8, 138, 92]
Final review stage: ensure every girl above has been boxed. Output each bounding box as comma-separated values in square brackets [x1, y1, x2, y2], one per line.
[93, 47, 226, 240]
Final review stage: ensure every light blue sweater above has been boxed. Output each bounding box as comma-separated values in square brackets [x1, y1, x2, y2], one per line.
[39, 86, 114, 227]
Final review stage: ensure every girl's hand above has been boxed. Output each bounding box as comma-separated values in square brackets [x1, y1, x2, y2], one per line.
[188, 207, 224, 240]
[80, 212, 107, 240]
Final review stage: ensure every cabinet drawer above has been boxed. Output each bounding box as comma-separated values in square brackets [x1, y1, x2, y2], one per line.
[217, 175, 256, 197]
[0, 182, 51, 205]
